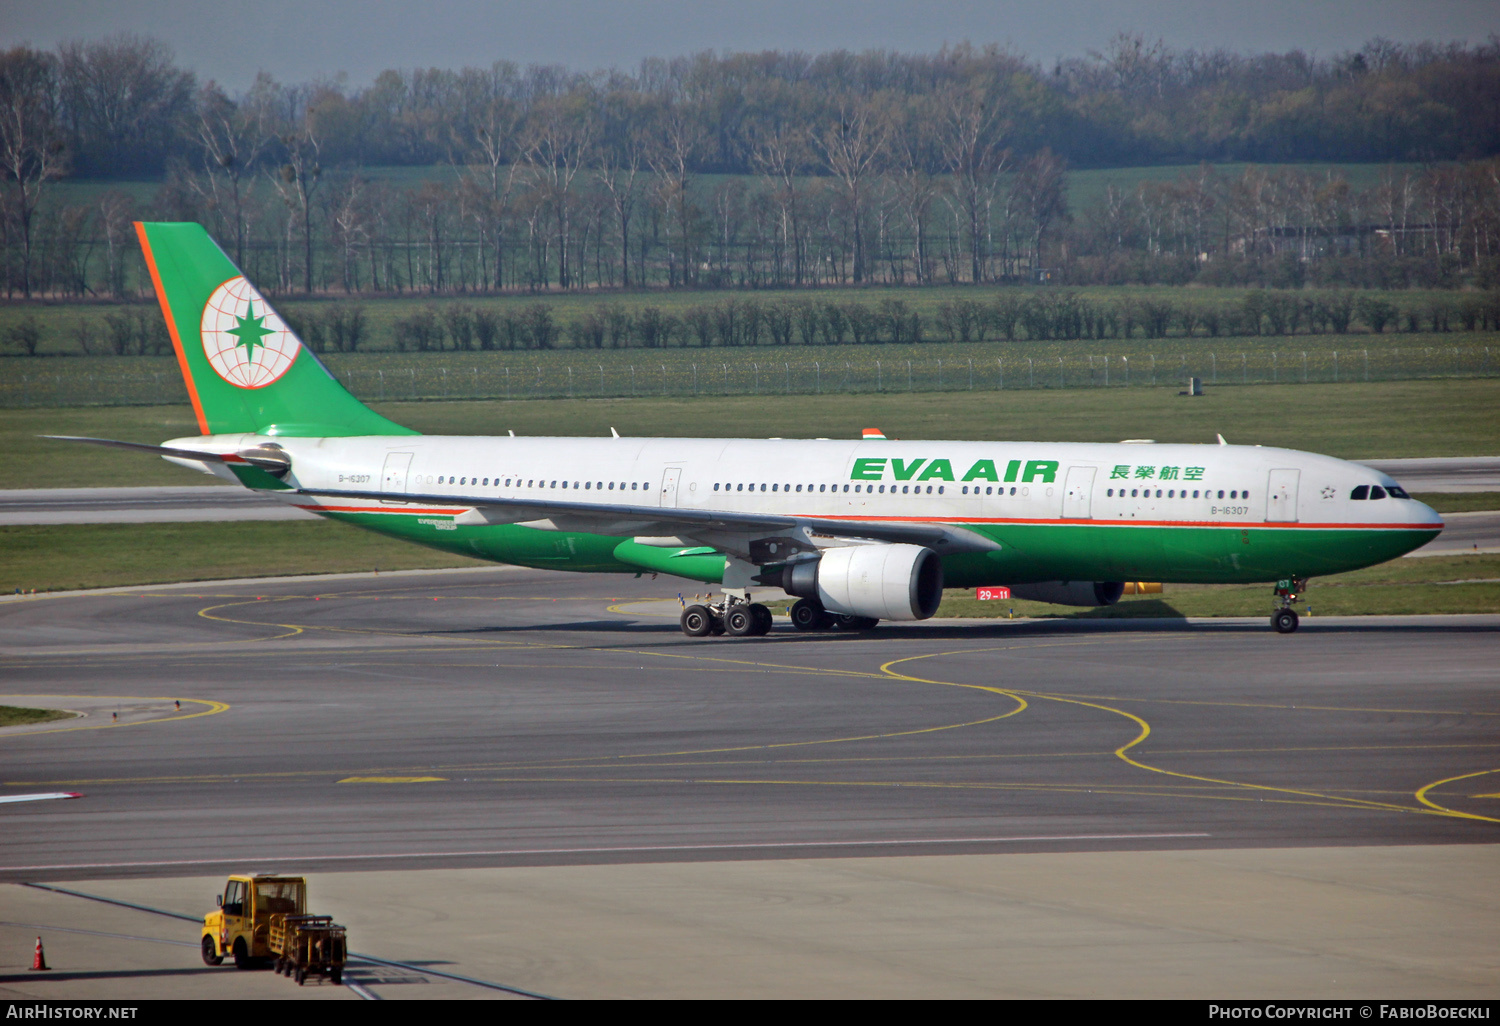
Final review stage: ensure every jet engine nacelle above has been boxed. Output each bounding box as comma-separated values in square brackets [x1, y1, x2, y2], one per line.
[1008, 581, 1125, 607]
[775, 544, 944, 621]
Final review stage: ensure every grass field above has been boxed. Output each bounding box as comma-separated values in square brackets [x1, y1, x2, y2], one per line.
[4, 378, 1498, 489]
[0, 705, 75, 727]
[1416, 493, 1500, 513]
[935, 554, 1500, 619]
[1, 520, 488, 593]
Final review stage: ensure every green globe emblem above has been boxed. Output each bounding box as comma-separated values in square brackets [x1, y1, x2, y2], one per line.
[199, 277, 300, 389]
[227, 299, 275, 367]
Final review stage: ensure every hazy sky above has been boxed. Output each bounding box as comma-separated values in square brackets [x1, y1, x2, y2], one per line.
[4, 0, 1496, 92]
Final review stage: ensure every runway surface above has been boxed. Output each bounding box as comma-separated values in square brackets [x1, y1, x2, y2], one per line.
[3, 568, 1499, 998]
[2, 567, 1497, 881]
[1361, 456, 1500, 493]
[0, 485, 313, 525]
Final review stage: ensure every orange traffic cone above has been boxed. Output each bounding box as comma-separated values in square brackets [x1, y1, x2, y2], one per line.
[30, 936, 50, 971]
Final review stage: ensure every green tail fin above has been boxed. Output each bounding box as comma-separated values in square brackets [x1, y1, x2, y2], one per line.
[135, 221, 415, 438]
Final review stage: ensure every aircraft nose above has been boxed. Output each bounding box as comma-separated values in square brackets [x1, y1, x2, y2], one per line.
[1412, 499, 1444, 531]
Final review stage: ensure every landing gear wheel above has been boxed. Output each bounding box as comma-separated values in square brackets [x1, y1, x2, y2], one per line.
[833, 614, 879, 631]
[232, 938, 252, 970]
[680, 604, 713, 637]
[725, 605, 756, 636]
[331, 967, 342, 986]
[201, 936, 223, 966]
[790, 599, 827, 632]
[749, 603, 773, 635]
[1272, 608, 1299, 634]
[295, 967, 306, 985]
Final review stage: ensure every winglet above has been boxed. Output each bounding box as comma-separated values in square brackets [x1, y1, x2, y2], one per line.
[1216, 433, 1228, 446]
[862, 428, 887, 440]
[610, 427, 620, 438]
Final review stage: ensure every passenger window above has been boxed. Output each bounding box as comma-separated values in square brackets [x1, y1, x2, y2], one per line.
[1351, 486, 1369, 500]
[1217, 490, 1225, 499]
[1370, 486, 1387, 499]
[1156, 489, 1162, 498]
[1131, 488, 1138, 497]
[843, 484, 850, 492]
[1229, 490, 1236, 499]
[1193, 489, 1199, 498]
[820, 484, 827, 493]
[772, 484, 778, 492]
[854, 485, 861, 493]
[901, 485, 909, 494]
[609, 482, 615, 490]
[937, 486, 944, 494]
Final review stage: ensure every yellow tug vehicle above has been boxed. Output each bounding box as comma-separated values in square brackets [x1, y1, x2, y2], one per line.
[202, 874, 347, 986]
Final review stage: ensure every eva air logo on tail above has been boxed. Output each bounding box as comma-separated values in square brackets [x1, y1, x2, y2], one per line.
[199, 277, 300, 389]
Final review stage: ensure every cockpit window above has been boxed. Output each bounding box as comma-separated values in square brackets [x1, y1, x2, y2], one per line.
[1369, 485, 1387, 499]
[1350, 485, 1369, 500]
[1387, 485, 1411, 499]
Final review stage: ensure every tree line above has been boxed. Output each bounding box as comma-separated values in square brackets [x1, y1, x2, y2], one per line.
[4, 35, 1500, 299]
[10, 289, 1500, 358]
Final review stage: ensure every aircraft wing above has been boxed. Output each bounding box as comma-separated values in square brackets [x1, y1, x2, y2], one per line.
[296, 486, 997, 556]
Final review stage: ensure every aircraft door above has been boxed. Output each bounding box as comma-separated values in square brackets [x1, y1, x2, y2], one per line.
[660, 467, 682, 508]
[1267, 468, 1300, 522]
[381, 452, 414, 504]
[1063, 466, 1096, 519]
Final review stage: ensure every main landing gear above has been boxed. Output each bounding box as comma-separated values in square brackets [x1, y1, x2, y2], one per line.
[1271, 577, 1307, 634]
[790, 598, 877, 633]
[679, 596, 880, 638]
[681, 596, 771, 637]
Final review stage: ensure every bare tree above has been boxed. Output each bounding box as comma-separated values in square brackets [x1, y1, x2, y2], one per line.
[265, 82, 326, 292]
[459, 63, 522, 289]
[595, 91, 648, 287]
[749, 122, 809, 285]
[1015, 147, 1069, 268]
[814, 99, 888, 284]
[192, 79, 271, 265]
[0, 47, 66, 297]
[56, 34, 193, 177]
[645, 100, 703, 286]
[938, 86, 1010, 282]
[521, 93, 595, 289]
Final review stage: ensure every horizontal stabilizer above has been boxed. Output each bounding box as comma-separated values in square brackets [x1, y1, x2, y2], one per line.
[42, 435, 291, 472]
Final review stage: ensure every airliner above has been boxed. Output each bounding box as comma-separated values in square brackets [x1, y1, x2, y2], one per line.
[54, 223, 1443, 636]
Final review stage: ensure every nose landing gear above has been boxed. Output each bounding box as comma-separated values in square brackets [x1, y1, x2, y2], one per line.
[1271, 577, 1307, 634]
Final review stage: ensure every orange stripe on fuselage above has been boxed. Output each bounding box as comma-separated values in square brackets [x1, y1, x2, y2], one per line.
[294, 504, 472, 516]
[134, 222, 208, 435]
